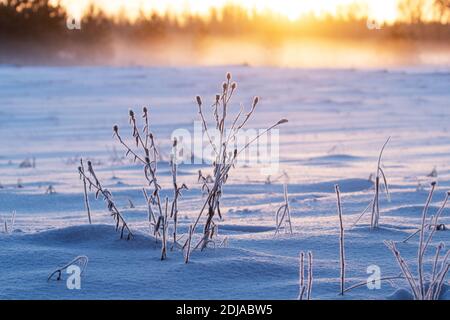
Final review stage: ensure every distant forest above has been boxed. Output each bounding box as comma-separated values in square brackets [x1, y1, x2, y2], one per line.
[0, 0, 449, 65]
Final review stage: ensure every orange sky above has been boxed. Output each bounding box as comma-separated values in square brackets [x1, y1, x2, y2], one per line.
[56, 0, 401, 23]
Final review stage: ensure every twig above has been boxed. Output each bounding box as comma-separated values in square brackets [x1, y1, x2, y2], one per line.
[335, 185, 346, 295]
[78, 160, 133, 240]
[80, 159, 92, 224]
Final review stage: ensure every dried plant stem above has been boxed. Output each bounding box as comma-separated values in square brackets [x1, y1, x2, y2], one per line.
[161, 198, 168, 260]
[384, 240, 421, 299]
[298, 251, 313, 300]
[114, 111, 165, 228]
[350, 200, 373, 229]
[113, 109, 188, 260]
[47, 256, 89, 282]
[417, 181, 436, 297]
[192, 74, 288, 252]
[184, 225, 193, 264]
[354, 137, 390, 229]
[299, 252, 304, 287]
[371, 137, 391, 229]
[335, 185, 345, 295]
[78, 160, 133, 240]
[142, 188, 157, 225]
[344, 275, 405, 293]
[170, 139, 188, 249]
[275, 183, 293, 234]
[80, 159, 92, 224]
[384, 186, 450, 300]
[307, 251, 313, 300]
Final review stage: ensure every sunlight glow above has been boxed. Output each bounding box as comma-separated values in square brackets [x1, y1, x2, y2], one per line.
[56, 0, 400, 23]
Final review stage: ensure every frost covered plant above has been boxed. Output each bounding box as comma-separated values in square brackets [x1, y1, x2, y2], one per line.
[0, 211, 16, 234]
[191, 73, 288, 250]
[78, 160, 133, 240]
[48, 256, 89, 282]
[384, 183, 450, 300]
[183, 225, 194, 264]
[275, 182, 293, 235]
[298, 251, 313, 300]
[112, 108, 187, 260]
[79, 159, 92, 224]
[335, 185, 346, 295]
[353, 137, 390, 229]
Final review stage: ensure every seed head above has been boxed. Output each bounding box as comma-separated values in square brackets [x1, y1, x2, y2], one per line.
[431, 181, 437, 186]
[231, 82, 237, 90]
[253, 96, 259, 107]
[113, 124, 119, 133]
[222, 82, 228, 91]
[129, 109, 135, 118]
[196, 95, 202, 106]
[226, 72, 232, 81]
[143, 106, 148, 114]
[277, 119, 289, 125]
[215, 94, 220, 102]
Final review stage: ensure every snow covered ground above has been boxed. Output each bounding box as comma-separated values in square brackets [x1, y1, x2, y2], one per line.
[0, 65, 449, 299]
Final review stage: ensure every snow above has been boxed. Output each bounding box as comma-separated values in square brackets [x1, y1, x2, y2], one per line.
[0, 65, 449, 299]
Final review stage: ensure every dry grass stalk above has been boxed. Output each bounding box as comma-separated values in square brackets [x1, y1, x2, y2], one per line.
[335, 184, 346, 295]
[170, 138, 188, 250]
[184, 225, 193, 264]
[161, 197, 169, 260]
[78, 160, 133, 240]
[47, 256, 88, 282]
[370, 137, 391, 229]
[352, 137, 391, 229]
[417, 181, 437, 295]
[275, 182, 293, 234]
[384, 183, 450, 300]
[192, 73, 288, 249]
[298, 251, 313, 300]
[112, 108, 187, 257]
[403, 184, 448, 243]
[79, 158, 92, 224]
[1, 211, 16, 234]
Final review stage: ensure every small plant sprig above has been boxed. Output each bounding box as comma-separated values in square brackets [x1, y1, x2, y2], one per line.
[112, 108, 187, 260]
[78, 160, 133, 240]
[191, 73, 288, 250]
[345, 185, 449, 299]
[352, 137, 391, 229]
[275, 182, 293, 235]
[170, 138, 188, 250]
[384, 183, 450, 300]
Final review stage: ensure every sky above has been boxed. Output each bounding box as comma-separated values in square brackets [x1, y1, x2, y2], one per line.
[56, 0, 400, 23]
